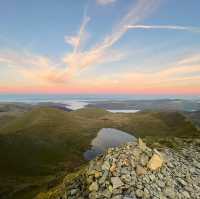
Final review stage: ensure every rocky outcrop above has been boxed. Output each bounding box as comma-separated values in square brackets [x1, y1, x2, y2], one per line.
[36, 138, 200, 199]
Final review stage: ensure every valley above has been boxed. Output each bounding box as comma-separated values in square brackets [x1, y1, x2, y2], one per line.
[0, 101, 199, 198]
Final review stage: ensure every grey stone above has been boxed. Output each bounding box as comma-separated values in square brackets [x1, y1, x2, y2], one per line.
[157, 180, 165, 188]
[101, 189, 112, 198]
[164, 187, 175, 198]
[111, 195, 123, 199]
[99, 170, 108, 184]
[140, 154, 149, 166]
[177, 178, 187, 186]
[135, 189, 143, 197]
[182, 191, 190, 198]
[65, 139, 200, 199]
[89, 181, 99, 192]
[111, 177, 124, 189]
[102, 161, 110, 170]
[70, 189, 79, 195]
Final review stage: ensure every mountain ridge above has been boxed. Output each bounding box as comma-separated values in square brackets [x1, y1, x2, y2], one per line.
[35, 138, 200, 199]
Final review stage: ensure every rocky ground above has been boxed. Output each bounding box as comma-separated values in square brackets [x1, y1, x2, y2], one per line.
[64, 138, 200, 199]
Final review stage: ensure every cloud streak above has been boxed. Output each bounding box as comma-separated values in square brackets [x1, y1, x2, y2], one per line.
[127, 25, 200, 33]
[96, 0, 159, 50]
[64, 6, 90, 53]
[96, 0, 117, 6]
[63, 0, 160, 79]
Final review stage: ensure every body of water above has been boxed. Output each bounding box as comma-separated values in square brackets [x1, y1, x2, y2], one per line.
[64, 101, 89, 110]
[84, 128, 136, 160]
[107, 109, 140, 113]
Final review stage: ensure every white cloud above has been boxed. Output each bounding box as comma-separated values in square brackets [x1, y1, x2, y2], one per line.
[97, 0, 159, 50]
[64, 36, 79, 48]
[96, 0, 117, 6]
[64, 8, 90, 53]
[127, 24, 200, 33]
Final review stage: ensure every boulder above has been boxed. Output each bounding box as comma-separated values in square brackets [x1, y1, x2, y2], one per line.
[147, 153, 164, 171]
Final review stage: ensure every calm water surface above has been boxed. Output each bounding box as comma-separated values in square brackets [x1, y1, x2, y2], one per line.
[107, 109, 140, 113]
[84, 128, 136, 160]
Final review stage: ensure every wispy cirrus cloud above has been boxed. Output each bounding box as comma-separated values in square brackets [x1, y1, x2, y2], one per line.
[95, 0, 160, 50]
[64, 6, 90, 53]
[63, 0, 160, 79]
[127, 24, 200, 33]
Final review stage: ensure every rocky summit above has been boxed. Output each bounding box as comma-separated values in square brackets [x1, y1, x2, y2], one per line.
[39, 138, 200, 199]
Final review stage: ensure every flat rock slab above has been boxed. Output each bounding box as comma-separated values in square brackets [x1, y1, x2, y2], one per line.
[111, 177, 124, 189]
[147, 153, 164, 170]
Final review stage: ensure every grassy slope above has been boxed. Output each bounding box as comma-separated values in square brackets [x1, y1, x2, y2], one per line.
[0, 107, 199, 198]
[0, 103, 32, 128]
[183, 111, 200, 128]
[0, 108, 104, 175]
[0, 115, 17, 127]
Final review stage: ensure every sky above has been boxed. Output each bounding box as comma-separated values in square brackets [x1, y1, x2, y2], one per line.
[0, 0, 200, 95]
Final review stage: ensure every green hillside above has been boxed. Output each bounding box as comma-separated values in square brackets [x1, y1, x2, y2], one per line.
[0, 107, 199, 198]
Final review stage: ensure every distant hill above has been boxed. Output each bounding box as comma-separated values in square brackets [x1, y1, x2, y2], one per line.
[0, 107, 199, 198]
[0, 102, 71, 128]
[0, 103, 32, 113]
[0, 103, 33, 128]
[87, 99, 200, 112]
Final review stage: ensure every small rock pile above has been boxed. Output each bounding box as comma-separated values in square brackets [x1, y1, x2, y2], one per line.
[66, 139, 200, 199]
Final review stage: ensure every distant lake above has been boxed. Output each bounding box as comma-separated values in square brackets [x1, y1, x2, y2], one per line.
[107, 109, 140, 113]
[65, 101, 89, 110]
[84, 128, 136, 160]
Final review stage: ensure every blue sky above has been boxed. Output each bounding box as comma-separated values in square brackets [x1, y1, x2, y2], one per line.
[0, 0, 199, 94]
